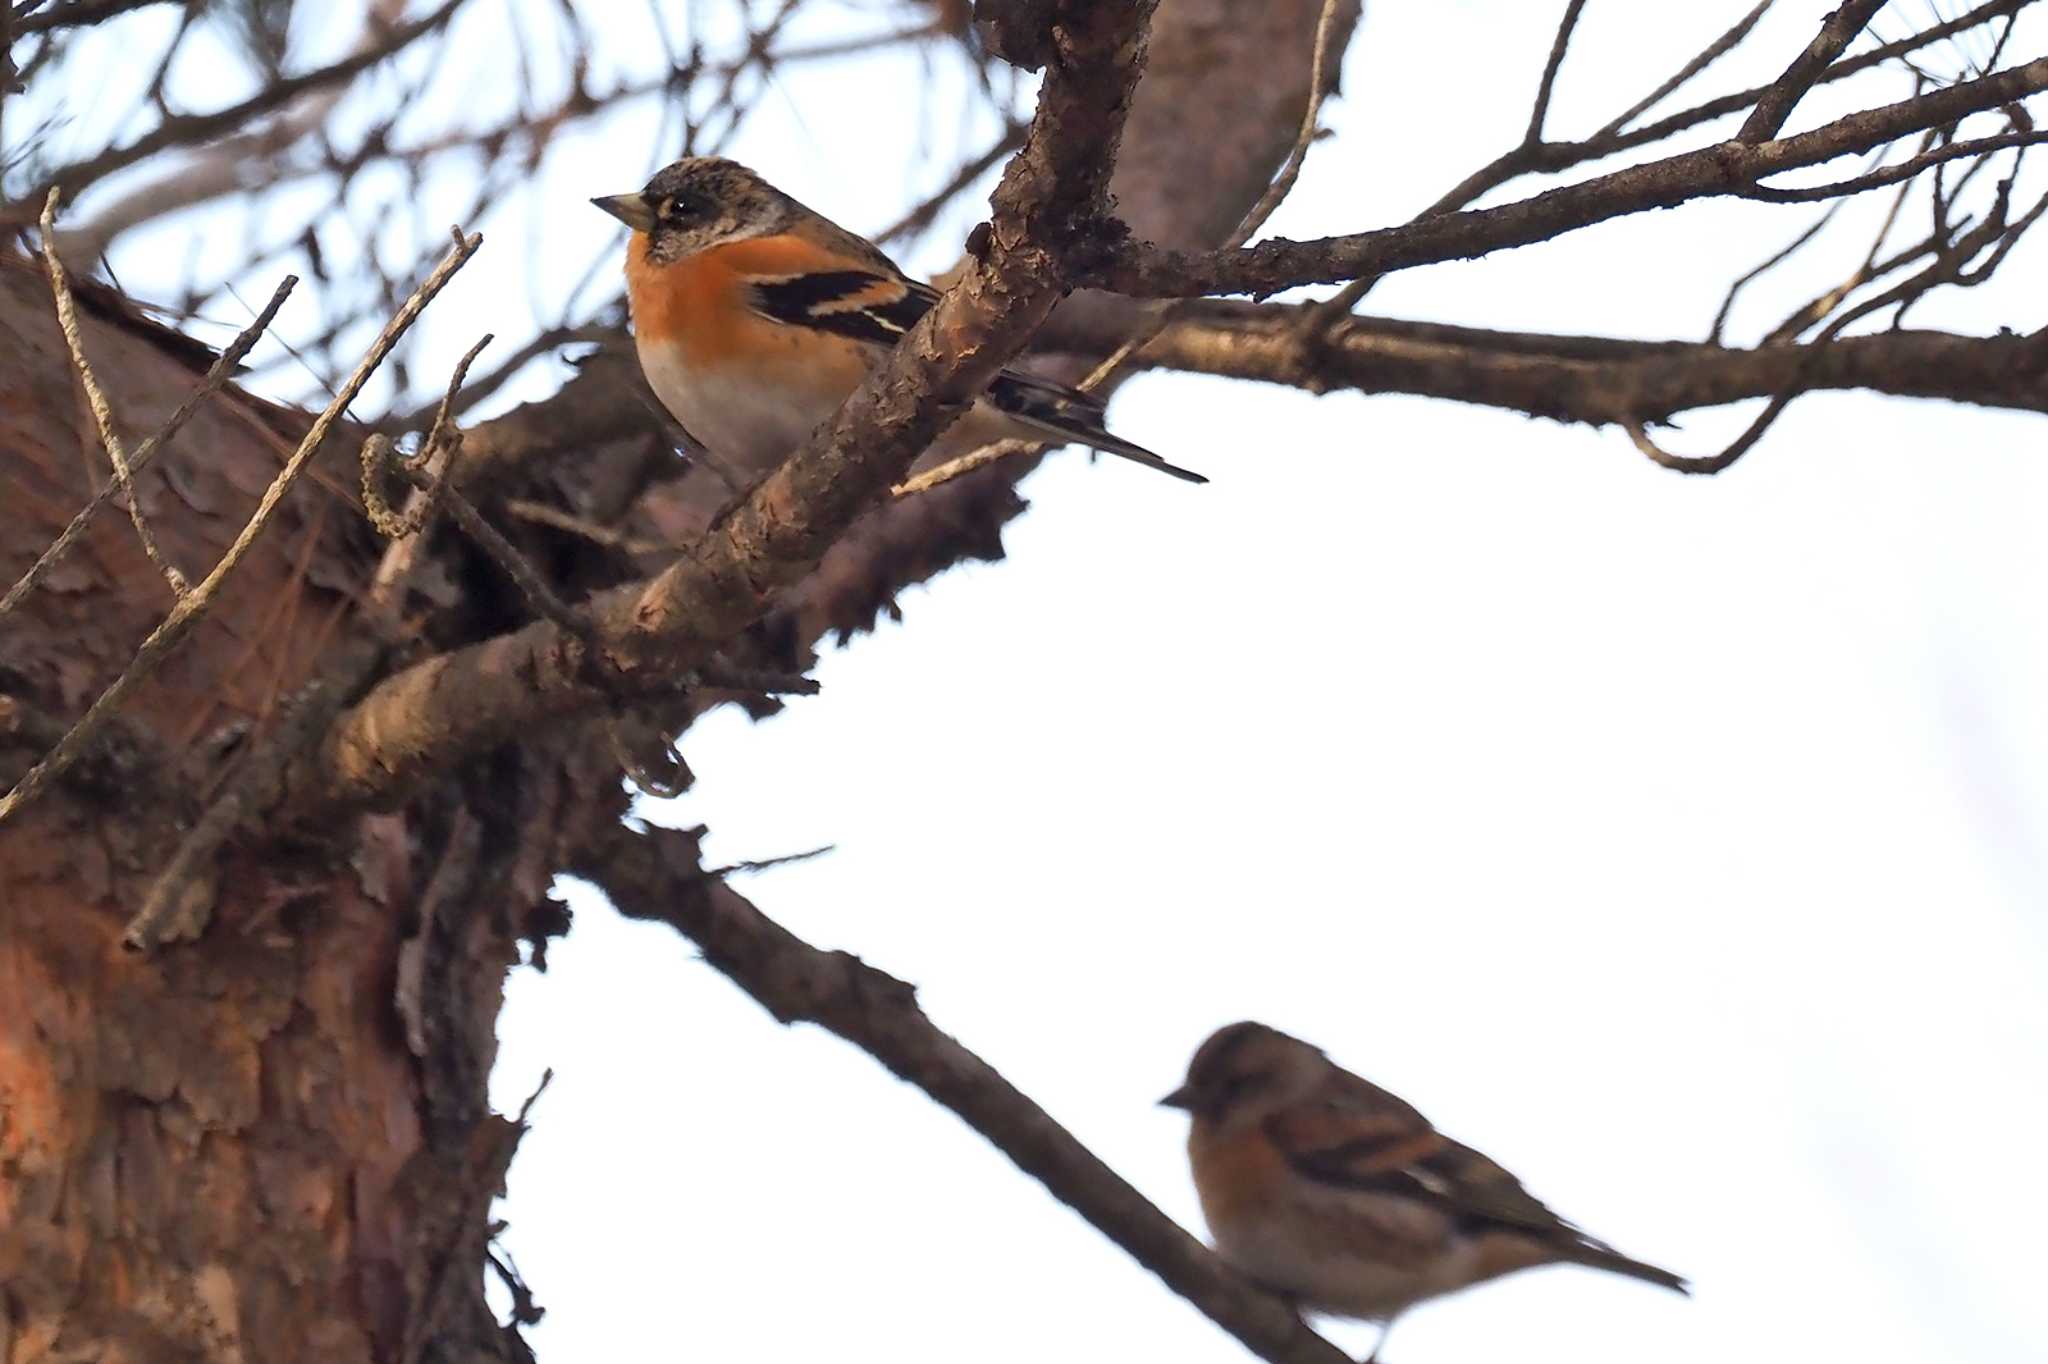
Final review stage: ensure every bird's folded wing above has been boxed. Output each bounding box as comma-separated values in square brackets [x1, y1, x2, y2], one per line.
[746, 262, 1206, 482]
[746, 267, 938, 348]
[1268, 1098, 1582, 1242]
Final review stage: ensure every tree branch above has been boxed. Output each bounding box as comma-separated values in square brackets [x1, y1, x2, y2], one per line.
[288, 0, 1163, 820]
[0, 230, 480, 828]
[16, 0, 468, 207]
[571, 820, 1353, 1364]
[1088, 57, 2048, 298]
[1037, 299, 2048, 425]
[1737, 0, 1890, 143]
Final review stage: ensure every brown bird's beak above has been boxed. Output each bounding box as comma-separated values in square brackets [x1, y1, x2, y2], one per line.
[1158, 1085, 1196, 1111]
[591, 193, 655, 232]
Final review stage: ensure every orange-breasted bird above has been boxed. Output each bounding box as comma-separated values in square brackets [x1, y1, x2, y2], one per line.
[591, 157, 1204, 485]
[1162, 1022, 1687, 1340]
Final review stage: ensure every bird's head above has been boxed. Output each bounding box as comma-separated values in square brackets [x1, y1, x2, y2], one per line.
[591, 157, 795, 263]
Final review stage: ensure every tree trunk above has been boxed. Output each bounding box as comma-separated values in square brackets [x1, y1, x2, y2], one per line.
[0, 2, 1356, 1357]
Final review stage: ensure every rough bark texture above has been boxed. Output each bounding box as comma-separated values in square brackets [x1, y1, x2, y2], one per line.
[0, 1, 1353, 1358]
[0, 255, 619, 1362]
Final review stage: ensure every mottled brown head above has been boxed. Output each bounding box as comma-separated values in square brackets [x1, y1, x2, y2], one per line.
[1160, 1021, 1327, 1126]
[590, 157, 798, 264]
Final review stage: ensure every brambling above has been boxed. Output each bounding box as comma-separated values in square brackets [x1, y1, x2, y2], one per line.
[591, 157, 1205, 485]
[1163, 1023, 1687, 1336]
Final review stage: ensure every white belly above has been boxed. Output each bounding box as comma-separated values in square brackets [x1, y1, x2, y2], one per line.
[637, 337, 835, 475]
[636, 335, 1027, 480]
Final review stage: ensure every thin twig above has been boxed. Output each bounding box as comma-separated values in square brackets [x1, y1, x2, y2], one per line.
[1743, 128, 2048, 200]
[0, 229, 482, 829]
[1299, 0, 1592, 331]
[1762, 175, 1931, 343]
[1709, 198, 1851, 343]
[502, 499, 674, 557]
[1595, 0, 1776, 139]
[876, 123, 1029, 246]
[26, 0, 470, 204]
[37, 188, 187, 596]
[363, 334, 596, 637]
[1301, 0, 2022, 331]
[1523, 0, 1589, 147]
[702, 843, 834, 878]
[0, 274, 296, 624]
[435, 484, 595, 640]
[1091, 56, 2048, 297]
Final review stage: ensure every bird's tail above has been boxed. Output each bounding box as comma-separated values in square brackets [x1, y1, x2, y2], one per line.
[1560, 1240, 1690, 1295]
[988, 370, 1208, 484]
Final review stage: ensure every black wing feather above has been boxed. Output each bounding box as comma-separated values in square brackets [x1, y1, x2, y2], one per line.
[748, 270, 936, 347]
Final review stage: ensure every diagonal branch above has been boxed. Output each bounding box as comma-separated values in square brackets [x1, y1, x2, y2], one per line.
[1089, 56, 2048, 298]
[288, 0, 1163, 820]
[571, 820, 1354, 1364]
[0, 230, 481, 828]
[37, 188, 187, 596]
[1737, 0, 1891, 144]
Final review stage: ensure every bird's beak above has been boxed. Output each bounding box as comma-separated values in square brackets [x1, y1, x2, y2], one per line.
[1158, 1085, 1196, 1111]
[591, 194, 656, 232]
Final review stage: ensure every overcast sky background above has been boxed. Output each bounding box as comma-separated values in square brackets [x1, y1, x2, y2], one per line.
[47, 1, 2048, 1361]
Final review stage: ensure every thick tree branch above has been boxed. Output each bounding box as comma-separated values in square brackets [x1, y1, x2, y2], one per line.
[1039, 300, 2048, 426]
[289, 0, 1161, 819]
[1087, 57, 2048, 298]
[571, 820, 1353, 1364]
[1737, 0, 1890, 143]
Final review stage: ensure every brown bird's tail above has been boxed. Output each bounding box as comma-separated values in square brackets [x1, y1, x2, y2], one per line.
[1561, 1241, 1691, 1295]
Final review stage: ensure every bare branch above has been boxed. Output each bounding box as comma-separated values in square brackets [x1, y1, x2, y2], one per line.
[1037, 299, 2048, 426]
[1089, 57, 2048, 298]
[38, 188, 186, 596]
[1738, 0, 1891, 144]
[0, 230, 482, 828]
[1745, 127, 2048, 200]
[572, 820, 1355, 1364]
[0, 272, 295, 625]
[876, 123, 1028, 246]
[1524, 0, 1589, 147]
[18, 0, 469, 206]
[1596, 0, 1777, 140]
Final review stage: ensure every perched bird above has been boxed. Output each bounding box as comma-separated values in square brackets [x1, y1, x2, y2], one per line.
[1162, 1022, 1686, 1338]
[590, 157, 1204, 485]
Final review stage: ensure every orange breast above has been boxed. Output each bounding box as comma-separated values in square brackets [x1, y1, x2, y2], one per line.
[1188, 1120, 1292, 1234]
[625, 232, 852, 372]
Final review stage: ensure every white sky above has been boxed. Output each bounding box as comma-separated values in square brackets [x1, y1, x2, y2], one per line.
[47, 2, 2048, 1361]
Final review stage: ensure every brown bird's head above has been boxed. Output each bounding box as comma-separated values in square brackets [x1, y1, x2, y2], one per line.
[1160, 1021, 1328, 1128]
[590, 157, 798, 264]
